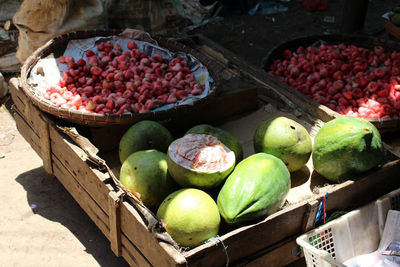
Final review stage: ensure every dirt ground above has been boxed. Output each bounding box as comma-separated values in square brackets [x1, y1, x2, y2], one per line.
[0, 0, 399, 266]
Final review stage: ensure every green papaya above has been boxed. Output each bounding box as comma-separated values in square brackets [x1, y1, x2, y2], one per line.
[312, 117, 384, 183]
[186, 124, 244, 163]
[253, 116, 312, 172]
[217, 153, 290, 225]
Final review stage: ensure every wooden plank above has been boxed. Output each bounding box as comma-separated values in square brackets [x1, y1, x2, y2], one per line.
[49, 125, 111, 215]
[323, 160, 400, 212]
[51, 154, 110, 238]
[235, 238, 303, 267]
[10, 78, 53, 173]
[120, 201, 187, 267]
[184, 202, 308, 266]
[120, 234, 152, 267]
[9, 77, 28, 115]
[13, 111, 42, 159]
[301, 199, 320, 233]
[109, 190, 123, 256]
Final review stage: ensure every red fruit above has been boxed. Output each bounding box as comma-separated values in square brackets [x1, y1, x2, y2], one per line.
[65, 56, 74, 64]
[106, 99, 115, 110]
[167, 94, 177, 104]
[125, 81, 136, 91]
[78, 76, 86, 85]
[97, 42, 105, 51]
[58, 56, 66, 64]
[157, 94, 169, 104]
[58, 78, 66, 88]
[50, 92, 66, 106]
[62, 91, 73, 101]
[88, 57, 98, 66]
[127, 41, 137, 50]
[176, 90, 188, 100]
[373, 68, 387, 78]
[319, 66, 329, 78]
[138, 94, 147, 104]
[118, 103, 131, 114]
[343, 91, 353, 100]
[122, 90, 133, 99]
[133, 103, 144, 113]
[152, 54, 163, 62]
[140, 58, 151, 66]
[333, 71, 343, 80]
[191, 87, 202, 95]
[90, 67, 102, 76]
[114, 80, 125, 91]
[77, 58, 86, 66]
[170, 63, 183, 72]
[123, 69, 134, 79]
[366, 81, 378, 93]
[114, 71, 124, 81]
[94, 104, 105, 113]
[144, 99, 154, 110]
[340, 64, 351, 74]
[84, 86, 94, 96]
[117, 54, 128, 64]
[289, 67, 300, 78]
[92, 95, 104, 104]
[282, 49, 292, 59]
[118, 63, 128, 71]
[85, 50, 95, 57]
[164, 72, 173, 81]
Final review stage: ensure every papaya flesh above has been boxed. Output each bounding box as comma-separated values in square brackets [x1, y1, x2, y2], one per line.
[312, 117, 384, 183]
[186, 124, 244, 163]
[217, 153, 290, 225]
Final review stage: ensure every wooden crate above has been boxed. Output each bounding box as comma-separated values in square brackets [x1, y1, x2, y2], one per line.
[9, 36, 400, 266]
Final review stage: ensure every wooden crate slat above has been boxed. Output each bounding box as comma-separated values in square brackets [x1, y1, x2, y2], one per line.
[120, 234, 152, 267]
[13, 112, 42, 159]
[49, 125, 111, 215]
[10, 78, 52, 173]
[51, 154, 110, 237]
[120, 201, 187, 267]
[323, 160, 400, 211]
[238, 238, 301, 266]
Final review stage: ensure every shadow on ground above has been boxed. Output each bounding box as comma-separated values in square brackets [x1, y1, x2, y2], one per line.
[15, 166, 129, 267]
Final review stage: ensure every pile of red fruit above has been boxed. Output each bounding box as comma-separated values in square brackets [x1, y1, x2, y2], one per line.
[43, 40, 204, 114]
[268, 43, 400, 119]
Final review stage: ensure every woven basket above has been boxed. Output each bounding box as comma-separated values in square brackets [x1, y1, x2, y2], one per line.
[20, 29, 220, 126]
[262, 34, 400, 132]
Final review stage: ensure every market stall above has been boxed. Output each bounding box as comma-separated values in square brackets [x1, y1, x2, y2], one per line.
[8, 29, 400, 266]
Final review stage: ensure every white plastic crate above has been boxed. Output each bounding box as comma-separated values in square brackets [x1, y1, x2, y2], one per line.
[296, 187, 400, 267]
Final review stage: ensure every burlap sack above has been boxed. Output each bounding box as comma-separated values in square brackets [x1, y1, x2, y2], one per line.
[13, 0, 105, 64]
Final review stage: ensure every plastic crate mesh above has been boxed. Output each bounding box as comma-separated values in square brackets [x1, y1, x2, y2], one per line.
[390, 194, 400, 211]
[308, 228, 336, 259]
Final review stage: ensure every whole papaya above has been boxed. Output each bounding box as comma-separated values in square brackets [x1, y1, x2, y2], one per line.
[312, 117, 384, 183]
[217, 153, 290, 225]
